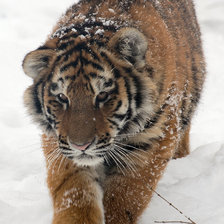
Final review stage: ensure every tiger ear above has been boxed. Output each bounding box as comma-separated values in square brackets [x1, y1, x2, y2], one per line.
[108, 28, 148, 69]
[22, 48, 56, 79]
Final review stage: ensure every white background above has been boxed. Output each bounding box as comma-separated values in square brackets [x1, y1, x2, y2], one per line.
[0, 0, 223, 223]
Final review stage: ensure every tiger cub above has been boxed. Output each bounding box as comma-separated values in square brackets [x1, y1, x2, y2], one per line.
[23, 0, 205, 223]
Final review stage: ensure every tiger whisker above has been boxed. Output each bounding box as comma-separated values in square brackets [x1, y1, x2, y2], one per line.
[47, 148, 61, 169]
[112, 150, 131, 175]
[110, 67, 115, 73]
[103, 152, 110, 165]
[114, 133, 136, 137]
[114, 144, 137, 165]
[114, 141, 148, 155]
[47, 153, 59, 170]
[107, 150, 126, 176]
[113, 142, 145, 157]
[106, 143, 137, 176]
[113, 145, 138, 176]
[46, 152, 57, 165]
[46, 148, 60, 161]
[58, 154, 67, 172]
[51, 151, 63, 172]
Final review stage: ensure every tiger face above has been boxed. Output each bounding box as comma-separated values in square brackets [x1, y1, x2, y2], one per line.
[23, 28, 157, 166]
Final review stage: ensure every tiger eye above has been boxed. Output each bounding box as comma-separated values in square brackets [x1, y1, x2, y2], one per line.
[96, 91, 109, 102]
[57, 93, 68, 103]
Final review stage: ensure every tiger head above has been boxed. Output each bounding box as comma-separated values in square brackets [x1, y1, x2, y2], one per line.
[23, 28, 157, 166]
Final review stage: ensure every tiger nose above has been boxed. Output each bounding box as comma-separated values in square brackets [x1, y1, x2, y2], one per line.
[68, 140, 91, 151]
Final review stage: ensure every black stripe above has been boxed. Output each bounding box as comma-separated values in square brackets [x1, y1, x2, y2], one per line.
[104, 78, 113, 87]
[123, 67, 132, 74]
[90, 39, 106, 48]
[100, 51, 117, 72]
[32, 81, 43, 114]
[108, 82, 119, 95]
[83, 74, 90, 81]
[132, 75, 142, 108]
[41, 120, 52, 132]
[47, 71, 54, 81]
[54, 120, 60, 127]
[144, 106, 165, 129]
[58, 40, 75, 51]
[46, 106, 55, 118]
[60, 58, 79, 73]
[113, 68, 121, 79]
[59, 41, 101, 63]
[81, 57, 104, 71]
[48, 100, 63, 109]
[97, 143, 111, 150]
[89, 49, 100, 61]
[132, 114, 144, 127]
[46, 116, 55, 125]
[123, 77, 132, 119]
[89, 83, 95, 94]
[91, 61, 104, 71]
[58, 78, 64, 84]
[113, 113, 126, 121]
[107, 118, 119, 127]
[100, 51, 110, 60]
[59, 42, 87, 62]
[113, 100, 122, 112]
[55, 54, 63, 64]
[123, 67, 143, 108]
[60, 146, 71, 151]
[41, 79, 45, 114]
[118, 123, 129, 135]
[61, 40, 100, 62]
[180, 86, 189, 127]
[59, 139, 68, 145]
[89, 72, 97, 78]
[42, 81, 53, 130]
[97, 138, 110, 145]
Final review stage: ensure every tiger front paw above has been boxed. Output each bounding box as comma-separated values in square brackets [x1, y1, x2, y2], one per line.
[53, 202, 105, 224]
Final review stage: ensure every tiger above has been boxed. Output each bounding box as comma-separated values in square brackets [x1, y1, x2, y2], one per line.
[22, 0, 205, 223]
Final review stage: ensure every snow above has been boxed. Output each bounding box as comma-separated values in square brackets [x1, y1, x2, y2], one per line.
[0, 0, 223, 223]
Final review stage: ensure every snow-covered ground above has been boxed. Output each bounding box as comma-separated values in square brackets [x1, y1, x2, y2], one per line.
[0, 0, 223, 223]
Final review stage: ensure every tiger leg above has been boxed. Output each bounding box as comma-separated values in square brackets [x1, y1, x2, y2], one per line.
[103, 140, 175, 224]
[42, 134, 105, 224]
[173, 125, 190, 159]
